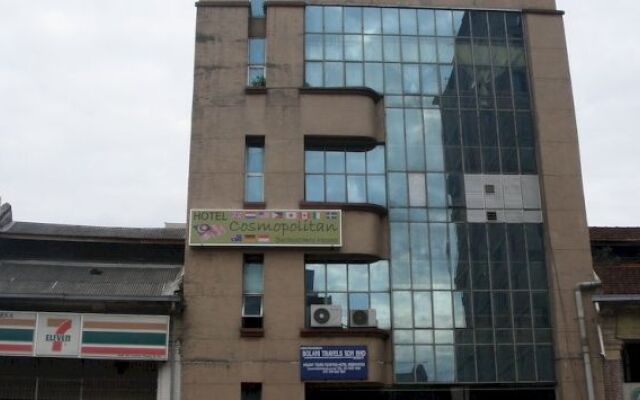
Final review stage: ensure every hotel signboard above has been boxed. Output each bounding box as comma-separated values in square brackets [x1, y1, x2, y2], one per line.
[0, 311, 169, 361]
[189, 209, 342, 247]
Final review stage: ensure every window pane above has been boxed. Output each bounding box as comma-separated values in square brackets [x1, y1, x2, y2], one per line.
[305, 150, 324, 173]
[393, 291, 413, 328]
[477, 346, 497, 381]
[248, 39, 265, 64]
[371, 293, 390, 329]
[348, 264, 369, 291]
[400, 9, 417, 35]
[516, 345, 536, 381]
[363, 8, 381, 34]
[305, 62, 323, 86]
[427, 173, 446, 207]
[391, 223, 411, 288]
[421, 65, 439, 95]
[326, 175, 346, 202]
[346, 152, 366, 173]
[497, 345, 516, 381]
[244, 263, 263, 293]
[383, 36, 401, 62]
[305, 263, 325, 292]
[305, 175, 324, 201]
[414, 292, 432, 328]
[384, 63, 402, 94]
[347, 175, 366, 202]
[410, 223, 430, 289]
[366, 146, 385, 173]
[346, 63, 364, 86]
[403, 64, 420, 95]
[388, 173, 408, 207]
[419, 37, 437, 63]
[344, 35, 363, 61]
[370, 260, 389, 291]
[327, 292, 348, 326]
[408, 173, 426, 207]
[244, 295, 262, 316]
[433, 291, 453, 328]
[324, 7, 343, 33]
[305, 6, 323, 33]
[367, 175, 386, 205]
[324, 34, 343, 60]
[364, 62, 383, 92]
[349, 293, 369, 310]
[327, 264, 347, 291]
[325, 151, 345, 173]
[418, 9, 435, 35]
[363, 35, 382, 61]
[324, 62, 344, 86]
[435, 345, 455, 382]
[435, 10, 453, 36]
[250, 0, 264, 17]
[437, 38, 455, 63]
[248, 67, 265, 85]
[246, 146, 264, 173]
[305, 34, 323, 60]
[401, 37, 419, 63]
[382, 8, 399, 34]
[344, 7, 362, 33]
[245, 176, 263, 202]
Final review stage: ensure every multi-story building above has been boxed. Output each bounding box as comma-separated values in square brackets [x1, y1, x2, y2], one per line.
[184, 1, 598, 399]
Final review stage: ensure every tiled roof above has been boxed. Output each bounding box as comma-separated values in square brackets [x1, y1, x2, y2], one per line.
[590, 227, 640, 242]
[0, 260, 182, 299]
[595, 264, 640, 295]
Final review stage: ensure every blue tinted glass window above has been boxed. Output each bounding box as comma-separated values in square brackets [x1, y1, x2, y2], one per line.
[344, 35, 363, 61]
[363, 35, 383, 61]
[305, 6, 323, 33]
[250, 0, 264, 17]
[382, 8, 400, 34]
[400, 9, 417, 35]
[326, 175, 346, 202]
[324, 7, 343, 33]
[344, 7, 362, 33]
[305, 34, 323, 60]
[324, 62, 344, 86]
[305, 175, 324, 201]
[363, 8, 382, 34]
[305, 62, 322, 86]
[345, 63, 364, 86]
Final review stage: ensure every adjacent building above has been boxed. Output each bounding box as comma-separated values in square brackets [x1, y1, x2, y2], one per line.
[184, 0, 597, 399]
[590, 227, 640, 400]
[0, 202, 184, 399]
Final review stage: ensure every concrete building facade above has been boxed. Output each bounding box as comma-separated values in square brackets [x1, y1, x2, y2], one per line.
[183, 1, 598, 399]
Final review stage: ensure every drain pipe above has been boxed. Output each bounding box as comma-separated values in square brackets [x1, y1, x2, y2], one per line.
[575, 280, 601, 400]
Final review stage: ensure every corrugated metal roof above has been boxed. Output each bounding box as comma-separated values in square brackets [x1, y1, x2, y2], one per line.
[0, 260, 182, 299]
[0, 221, 185, 241]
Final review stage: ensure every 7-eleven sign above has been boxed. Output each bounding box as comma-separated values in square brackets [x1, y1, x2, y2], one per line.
[35, 313, 81, 357]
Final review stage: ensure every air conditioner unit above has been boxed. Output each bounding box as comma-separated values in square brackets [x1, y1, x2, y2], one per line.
[310, 305, 342, 328]
[349, 309, 377, 328]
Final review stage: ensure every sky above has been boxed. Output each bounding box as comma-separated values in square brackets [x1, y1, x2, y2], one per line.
[0, 1, 638, 227]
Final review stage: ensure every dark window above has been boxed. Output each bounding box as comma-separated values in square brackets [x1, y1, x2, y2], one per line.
[242, 255, 263, 329]
[624, 344, 640, 382]
[241, 383, 262, 400]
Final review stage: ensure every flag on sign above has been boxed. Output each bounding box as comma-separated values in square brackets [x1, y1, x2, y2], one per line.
[243, 235, 257, 243]
[327, 211, 338, 220]
[257, 235, 270, 243]
[231, 235, 242, 242]
[285, 211, 298, 219]
[272, 212, 284, 219]
[300, 211, 310, 220]
[245, 212, 257, 219]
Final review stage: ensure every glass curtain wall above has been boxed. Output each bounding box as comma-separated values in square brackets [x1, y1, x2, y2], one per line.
[304, 6, 553, 384]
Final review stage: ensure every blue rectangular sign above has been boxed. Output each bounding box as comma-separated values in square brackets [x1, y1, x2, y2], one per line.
[300, 345, 368, 381]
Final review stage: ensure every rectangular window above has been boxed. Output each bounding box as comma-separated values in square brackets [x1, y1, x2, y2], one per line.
[243, 255, 264, 329]
[241, 383, 262, 400]
[250, 0, 264, 18]
[305, 261, 390, 328]
[248, 38, 266, 86]
[304, 144, 386, 206]
[245, 137, 264, 203]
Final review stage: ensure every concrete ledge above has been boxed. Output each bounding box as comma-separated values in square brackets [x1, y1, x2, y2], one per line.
[240, 328, 265, 337]
[523, 8, 565, 16]
[300, 328, 390, 339]
[300, 202, 387, 216]
[299, 86, 383, 103]
[196, 0, 250, 7]
[265, 0, 305, 7]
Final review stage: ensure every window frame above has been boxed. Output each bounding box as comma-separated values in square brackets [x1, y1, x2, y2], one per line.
[244, 136, 265, 203]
